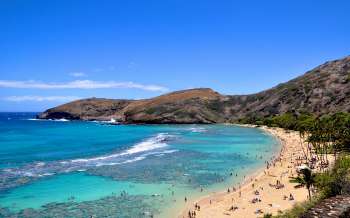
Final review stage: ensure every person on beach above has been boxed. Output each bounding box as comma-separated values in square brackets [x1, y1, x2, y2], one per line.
[188, 210, 196, 218]
[289, 193, 294, 200]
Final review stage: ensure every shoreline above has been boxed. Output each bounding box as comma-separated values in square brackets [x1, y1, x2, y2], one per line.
[179, 125, 309, 218]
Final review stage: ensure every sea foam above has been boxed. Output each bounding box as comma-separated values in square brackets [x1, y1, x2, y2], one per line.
[2, 133, 176, 180]
[188, 127, 207, 133]
[71, 133, 171, 163]
[26, 118, 70, 122]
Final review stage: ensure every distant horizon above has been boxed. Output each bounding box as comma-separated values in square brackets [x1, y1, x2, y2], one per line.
[1, 0, 349, 111]
[0, 111, 40, 113]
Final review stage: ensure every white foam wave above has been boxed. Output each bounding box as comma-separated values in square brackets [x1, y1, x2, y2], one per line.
[70, 133, 172, 164]
[23, 172, 35, 177]
[159, 149, 178, 154]
[121, 156, 146, 164]
[38, 173, 54, 177]
[51, 118, 70, 122]
[188, 127, 207, 133]
[26, 118, 70, 122]
[35, 162, 46, 167]
[2, 133, 177, 180]
[92, 118, 119, 124]
[122, 133, 170, 155]
[146, 149, 178, 156]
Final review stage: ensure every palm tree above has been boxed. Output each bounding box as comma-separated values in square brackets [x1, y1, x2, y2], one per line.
[296, 116, 314, 162]
[290, 167, 316, 201]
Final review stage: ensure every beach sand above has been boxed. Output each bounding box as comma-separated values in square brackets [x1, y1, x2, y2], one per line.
[179, 126, 312, 218]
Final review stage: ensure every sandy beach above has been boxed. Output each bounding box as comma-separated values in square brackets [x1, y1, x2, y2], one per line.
[179, 126, 311, 218]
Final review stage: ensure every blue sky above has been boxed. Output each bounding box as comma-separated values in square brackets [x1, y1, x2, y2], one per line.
[0, 0, 349, 111]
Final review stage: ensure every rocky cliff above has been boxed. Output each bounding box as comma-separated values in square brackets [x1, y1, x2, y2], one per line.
[38, 56, 350, 123]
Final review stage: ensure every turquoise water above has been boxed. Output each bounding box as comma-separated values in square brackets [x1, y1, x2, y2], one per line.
[0, 113, 280, 217]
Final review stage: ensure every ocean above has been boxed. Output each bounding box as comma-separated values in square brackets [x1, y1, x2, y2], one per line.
[0, 112, 280, 217]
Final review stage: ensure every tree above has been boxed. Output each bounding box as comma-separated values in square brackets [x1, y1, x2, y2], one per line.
[296, 114, 315, 162]
[290, 167, 316, 201]
[263, 213, 272, 218]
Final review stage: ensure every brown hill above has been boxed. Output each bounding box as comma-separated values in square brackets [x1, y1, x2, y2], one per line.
[38, 88, 225, 123]
[38, 56, 350, 123]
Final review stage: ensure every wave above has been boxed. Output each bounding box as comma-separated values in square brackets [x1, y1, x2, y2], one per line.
[188, 127, 207, 133]
[91, 118, 119, 125]
[71, 133, 171, 164]
[120, 156, 146, 164]
[122, 133, 171, 155]
[53, 118, 70, 122]
[1, 133, 178, 180]
[26, 118, 70, 122]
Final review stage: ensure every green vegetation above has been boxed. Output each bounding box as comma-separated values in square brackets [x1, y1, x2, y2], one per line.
[315, 155, 350, 198]
[145, 107, 157, 114]
[274, 198, 320, 218]
[290, 167, 316, 201]
[238, 112, 350, 155]
[276, 156, 350, 218]
[238, 112, 350, 217]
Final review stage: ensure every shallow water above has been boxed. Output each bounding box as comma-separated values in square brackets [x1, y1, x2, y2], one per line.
[0, 112, 280, 217]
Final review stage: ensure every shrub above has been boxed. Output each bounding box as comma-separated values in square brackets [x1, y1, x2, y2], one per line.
[263, 213, 272, 218]
[275, 198, 319, 218]
[315, 155, 350, 197]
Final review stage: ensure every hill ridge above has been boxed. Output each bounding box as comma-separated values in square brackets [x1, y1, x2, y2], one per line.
[38, 56, 350, 123]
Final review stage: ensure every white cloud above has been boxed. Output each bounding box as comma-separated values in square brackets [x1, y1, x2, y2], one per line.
[3, 96, 81, 102]
[69, 72, 86, 77]
[0, 80, 168, 92]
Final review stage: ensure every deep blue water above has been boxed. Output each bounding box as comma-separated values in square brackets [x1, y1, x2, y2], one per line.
[0, 112, 280, 217]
